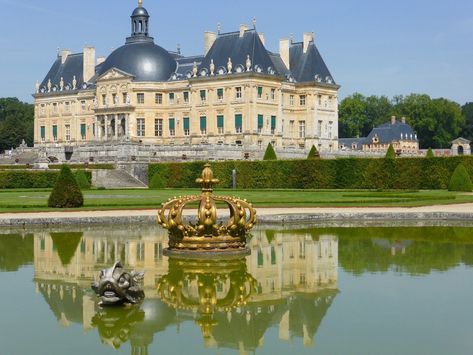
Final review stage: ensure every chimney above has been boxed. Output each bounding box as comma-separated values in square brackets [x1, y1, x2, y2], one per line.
[83, 46, 95, 83]
[279, 38, 290, 70]
[401, 116, 406, 124]
[60, 49, 72, 64]
[391, 116, 396, 125]
[239, 24, 249, 38]
[303, 32, 314, 53]
[204, 31, 217, 55]
[258, 33, 266, 46]
[96, 56, 106, 65]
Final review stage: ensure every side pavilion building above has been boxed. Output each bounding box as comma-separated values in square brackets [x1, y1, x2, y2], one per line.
[33, 1, 340, 162]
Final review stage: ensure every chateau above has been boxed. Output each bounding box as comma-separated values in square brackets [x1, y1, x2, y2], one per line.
[33, 1, 339, 162]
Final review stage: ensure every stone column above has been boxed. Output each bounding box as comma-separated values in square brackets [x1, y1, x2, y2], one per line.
[115, 114, 118, 140]
[94, 117, 98, 140]
[104, 115, 108, 140]
[125, 114, 129, 138]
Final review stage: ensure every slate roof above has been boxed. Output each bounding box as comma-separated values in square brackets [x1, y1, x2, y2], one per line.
[199, 30, 278, 75]
[39, 53, 85, 91]
[289, 42, 334, 83]
[339, 138, 364, 150]
[365, 121, 418, 144]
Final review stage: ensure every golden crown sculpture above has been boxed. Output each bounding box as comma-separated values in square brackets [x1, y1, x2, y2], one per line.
[157, 164, 257, 255]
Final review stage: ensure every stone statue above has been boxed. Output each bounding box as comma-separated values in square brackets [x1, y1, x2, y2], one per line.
[192, 62, 198, 77]
[246, 55, 252, 72]
[72, 75, 77, 90]
[93, 96, 98, 107]
[126, 94, 131, 105]
[47, 79, 52, 93]
[59, 77, 64, 91]
[227, 57, 233, 74]
[35, 82, 40, 93]
[92, 261, 144, 306]
[210, 59, 215, 76]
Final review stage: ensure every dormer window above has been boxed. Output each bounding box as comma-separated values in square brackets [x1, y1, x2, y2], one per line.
[372, 135, 379, 144]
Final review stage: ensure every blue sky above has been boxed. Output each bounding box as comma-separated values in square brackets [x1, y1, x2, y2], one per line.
[0, 0, 472, 104]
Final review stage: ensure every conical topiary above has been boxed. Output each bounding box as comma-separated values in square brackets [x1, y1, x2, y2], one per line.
[426, 148, 434, 158]
[149, 173, 166, 189]
[385, 144, 396, 159]
[75, 170, 91, 190]
[307, 145, 320, 159]
[448, 163, 473, 192]
[263, 143, 277, 160]
[48, 165, 84, 208]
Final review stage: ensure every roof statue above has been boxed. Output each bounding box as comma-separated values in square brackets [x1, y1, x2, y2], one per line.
[157, 164, 257, 256]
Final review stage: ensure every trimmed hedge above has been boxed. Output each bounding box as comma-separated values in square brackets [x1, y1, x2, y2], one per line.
[448, 163, 473, 192]
[0, 170, 92, 189]
[0, 165, 32, 170]
[263, 143, 277, 160]
[148, 156, 473, 190]
[48, 165, 84, 208]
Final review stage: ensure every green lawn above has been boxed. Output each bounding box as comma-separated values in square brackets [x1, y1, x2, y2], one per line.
[0, 188, 472, 212]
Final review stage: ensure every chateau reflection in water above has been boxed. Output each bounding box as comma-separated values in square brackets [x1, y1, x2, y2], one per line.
[33, 226, 338, 353]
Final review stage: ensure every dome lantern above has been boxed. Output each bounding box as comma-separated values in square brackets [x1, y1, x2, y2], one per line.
[128, 0, 152, 44]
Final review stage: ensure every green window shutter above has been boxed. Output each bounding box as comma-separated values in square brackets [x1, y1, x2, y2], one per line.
[200, 116, 207, 130]
[92, 123, 95, 136]
[200, 90, 206, 99]
[257, 114, 264, 128]
[271, 116, 276, 130]
[183, 91, 189, 101]
[217, 115, 224, 128]
[235, 114, 242, 128]
[217, 88, 223, 97]
[183, 117, 190, 130]
[169, 118, 175, 130]
[257, 86, 263, 96]
[80, 124, 86, 136]
[271, 246, 276, 265]
[52, 125, 57, 137]
[40, 126, 45, 139]
[257, 249, 264, 267]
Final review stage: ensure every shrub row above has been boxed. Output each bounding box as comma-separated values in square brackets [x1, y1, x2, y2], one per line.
[148, 156, 473, 190]
[0, 170, 92, 189]
[0, 165, 32, 170]
[48, 164, 114, 170]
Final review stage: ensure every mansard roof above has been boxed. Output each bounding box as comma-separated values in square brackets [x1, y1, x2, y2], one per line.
[289, 42, 334, 84]
[364, 121, 418, 144]
[39, 53, 85, 92]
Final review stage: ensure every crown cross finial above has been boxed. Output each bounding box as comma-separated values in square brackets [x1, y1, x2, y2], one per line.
[196, 164, 219, 192]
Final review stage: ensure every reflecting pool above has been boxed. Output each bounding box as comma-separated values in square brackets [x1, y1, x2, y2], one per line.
[1, 225, 473, 355]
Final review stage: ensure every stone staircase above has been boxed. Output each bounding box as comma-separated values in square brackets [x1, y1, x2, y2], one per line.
[92, 169, 148, 189]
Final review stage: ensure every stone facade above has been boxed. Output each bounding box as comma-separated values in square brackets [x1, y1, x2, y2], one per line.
[33, 2, 339, 162]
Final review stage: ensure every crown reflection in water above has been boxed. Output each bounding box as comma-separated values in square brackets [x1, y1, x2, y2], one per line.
[157, 164, 257, 256]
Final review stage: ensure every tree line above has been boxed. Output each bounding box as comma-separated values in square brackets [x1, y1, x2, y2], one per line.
[0, 98, 34, 153]
[339, 93, 473, 149]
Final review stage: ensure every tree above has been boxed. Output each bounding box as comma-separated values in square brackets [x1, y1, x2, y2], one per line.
[385, 144, 396, 159]
[263, 143, 277, 160]
[0, 98, 34, 152]
[307, 145, 320, 159]
[448, 164, 472, 192]
[48, 165, 84, 208]
[426, 148, 434, 158]
[461, 102, 473, 141]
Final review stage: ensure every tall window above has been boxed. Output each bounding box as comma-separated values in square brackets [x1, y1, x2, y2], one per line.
[53, 103, 58, 114]
[123, 93, 128, 104]
[155, 93, 163, 104]
[271, 88, 276, 101]
[300, 95, 306, 106]
[217, 88, 224, 101]
[200, 116, 207, 135]
[183, 91, 189, 104]
[169, 118, 175, 136]
[81, 101, 86, 111]
[137, 118, 145, 137]
[102, 95, 107, 105]
[40, 104, 46, 116]
[317, 120, 322, 137]
[52, 125, 58, 141]
[169, 93, 175, 104]
[290, 95, 294, 106]
[271, 116, 276, 134]
[299, 121, 306, 138]
[183, 117, 190, 136]
[154, 118, 163, 137]
[257, 86, 263, 99]
[257, 114, 264, 134]
[136, 243, 145, 261]
[235, 87, 242, 100]
[217, 115, 224, 134]
[318, 95, 322, 106]
[235, 114, 243, 133]
[328, 121, 333, 139]
[80, 123, 86, 140]
[112, 94, 117, 105]
[137, 93, 145, 104]
[200, 90, 206, 103]
[40, 126, 45, 142]
[64, 102, 70, 112]
[65, 124, 71, 141]
[289, 120, 294, 138]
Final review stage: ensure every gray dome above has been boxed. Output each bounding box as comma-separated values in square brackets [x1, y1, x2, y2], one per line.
[132, 6, 149, 17]
[98, 41, 177, 82]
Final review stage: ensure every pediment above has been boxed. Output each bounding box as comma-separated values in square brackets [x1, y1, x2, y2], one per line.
[96, 68, 134, 81]
[451, 137, 471, 144]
